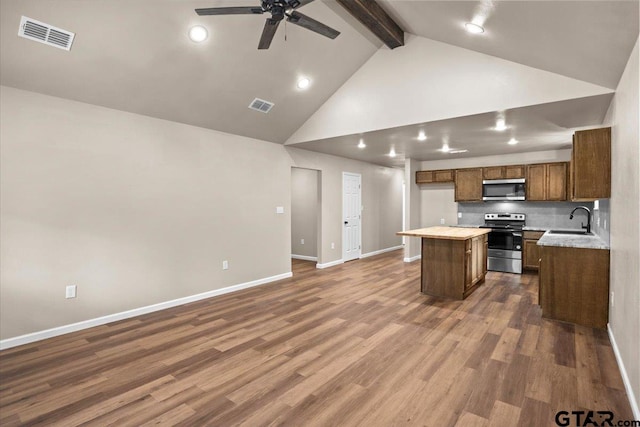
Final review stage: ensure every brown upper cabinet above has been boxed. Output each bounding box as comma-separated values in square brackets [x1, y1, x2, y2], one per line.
[455, 168, 483, 202]
[416, 169, 455, 184]
[482, 165, 525, 180]
[571, 127, 611, 200]
[526, 162, 568, 201]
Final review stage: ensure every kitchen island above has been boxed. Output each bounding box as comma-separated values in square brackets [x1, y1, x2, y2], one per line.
[397, 226, 490, 300]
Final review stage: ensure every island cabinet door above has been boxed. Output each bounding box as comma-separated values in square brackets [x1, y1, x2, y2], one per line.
[483, 234, 488, 275]
[465, 236, 485, 291]
[421, 238, 466, 299]
[464, 240, 473, 291]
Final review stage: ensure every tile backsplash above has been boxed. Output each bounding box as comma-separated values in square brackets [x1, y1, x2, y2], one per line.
[592, 199, 610, 245]
[458, 201, 597, 230]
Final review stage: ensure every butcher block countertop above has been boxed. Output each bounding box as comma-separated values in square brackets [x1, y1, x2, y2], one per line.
[397, 226, 491, 240]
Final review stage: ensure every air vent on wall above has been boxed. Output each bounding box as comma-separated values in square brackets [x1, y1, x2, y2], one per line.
[248, 98, 275, 113]
[18, 16, 75, 51]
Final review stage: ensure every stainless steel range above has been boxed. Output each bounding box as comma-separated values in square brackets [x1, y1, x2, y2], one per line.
[481, 213, 525, 274]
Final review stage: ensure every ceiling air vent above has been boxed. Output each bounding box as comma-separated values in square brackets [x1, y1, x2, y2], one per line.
[248, 98, 275, 114]
[18, 16, 75, 51]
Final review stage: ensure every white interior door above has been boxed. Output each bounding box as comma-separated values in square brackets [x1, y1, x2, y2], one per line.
[343, 172, 361, 262]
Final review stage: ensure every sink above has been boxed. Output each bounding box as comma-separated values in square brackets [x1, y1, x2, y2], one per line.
[548, 230, 593, 236]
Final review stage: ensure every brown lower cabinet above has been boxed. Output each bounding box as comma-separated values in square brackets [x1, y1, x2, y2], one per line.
[421, 234, 488, 299]
[523, 231, 545, 270]
[539, 245, 609, 329]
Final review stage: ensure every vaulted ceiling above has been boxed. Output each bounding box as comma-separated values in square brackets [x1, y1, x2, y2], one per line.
[1, 1, 638, 167]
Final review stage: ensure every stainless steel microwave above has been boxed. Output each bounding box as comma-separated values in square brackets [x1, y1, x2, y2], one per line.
[482, 178, 526, 201]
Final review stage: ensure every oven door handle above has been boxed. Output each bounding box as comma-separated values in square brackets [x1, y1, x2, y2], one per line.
[489, 229, 521, 235]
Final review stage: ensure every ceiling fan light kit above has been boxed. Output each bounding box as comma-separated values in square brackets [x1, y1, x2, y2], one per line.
[195, 0, 340, 50]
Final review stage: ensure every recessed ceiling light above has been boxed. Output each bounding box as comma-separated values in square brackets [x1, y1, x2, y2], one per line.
[358, 139, 366, 149]
[388, 148, 397, 157]
[495, 118, 507, 131]
[189, 25, 208, 43]
[465, 22, 485, 34]
[508, 138, 519, 145]
[417, 131, 427, 141]
[296, 77, 311, 90]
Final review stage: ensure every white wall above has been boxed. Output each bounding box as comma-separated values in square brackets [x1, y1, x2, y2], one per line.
[403, 158, 422, 261]
[420, 183, 458, 227]
[291, 168, 318, 259]
[0, 86, 407, 341]
[604, 37, 640, 417]
[0, 86, 292, 340]
[287, 148, 403, 264]
[287, 34, 612, 144]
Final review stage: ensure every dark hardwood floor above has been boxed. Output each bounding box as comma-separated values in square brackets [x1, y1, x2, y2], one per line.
[0, 250, 633, 426]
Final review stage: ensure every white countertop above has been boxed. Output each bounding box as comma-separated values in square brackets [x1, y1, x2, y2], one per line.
[537, 230, 610, 250]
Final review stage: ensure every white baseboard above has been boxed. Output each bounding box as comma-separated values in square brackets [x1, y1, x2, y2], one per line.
[316, 259, 343, 269]
[291, 254, 318, 262]
[0, 271, 292, 351]
[403, 255, 421, 263]
[607, 324, 640, 420]
[360, 245, 404, 259]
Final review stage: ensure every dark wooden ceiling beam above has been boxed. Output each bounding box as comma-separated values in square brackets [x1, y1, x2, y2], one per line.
[335, 0, 404, 49]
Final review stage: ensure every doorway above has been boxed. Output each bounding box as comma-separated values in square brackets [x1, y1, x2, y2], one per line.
[342, 172, 362, 262]
[291, 167, 321, 273]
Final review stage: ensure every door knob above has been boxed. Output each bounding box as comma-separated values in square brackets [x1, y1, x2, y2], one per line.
[344, 221, 348, 225]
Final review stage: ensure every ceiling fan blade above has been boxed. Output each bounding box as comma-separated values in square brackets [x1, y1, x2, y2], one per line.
[287, 11, 340, 39]
[258, 18, 281, 50]
[195, 7, 264, 16]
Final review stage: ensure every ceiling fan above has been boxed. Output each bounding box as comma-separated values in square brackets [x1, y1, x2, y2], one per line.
[195, 0, 340, 49]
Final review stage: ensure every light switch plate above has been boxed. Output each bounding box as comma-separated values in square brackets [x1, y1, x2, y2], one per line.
[276, 206, 284, 214]
[65, 285, 76, 299]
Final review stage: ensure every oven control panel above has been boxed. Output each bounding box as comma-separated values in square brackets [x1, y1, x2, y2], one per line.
[484, 213, 525, 221]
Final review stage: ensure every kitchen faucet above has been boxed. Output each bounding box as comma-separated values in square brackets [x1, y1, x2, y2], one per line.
[569, 206, 592, 234]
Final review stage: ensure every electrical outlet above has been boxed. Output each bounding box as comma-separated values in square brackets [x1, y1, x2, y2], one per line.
[458, 212, 462, 219]
[276, 206, 284, 214]
[65, 285, 77, 299]
[440, 218, 445, 225]
[222, 260, 229, 270]
[331, 242, 335, 249]
[301, 238, 304, 245]
[610, 291, 614, 307]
